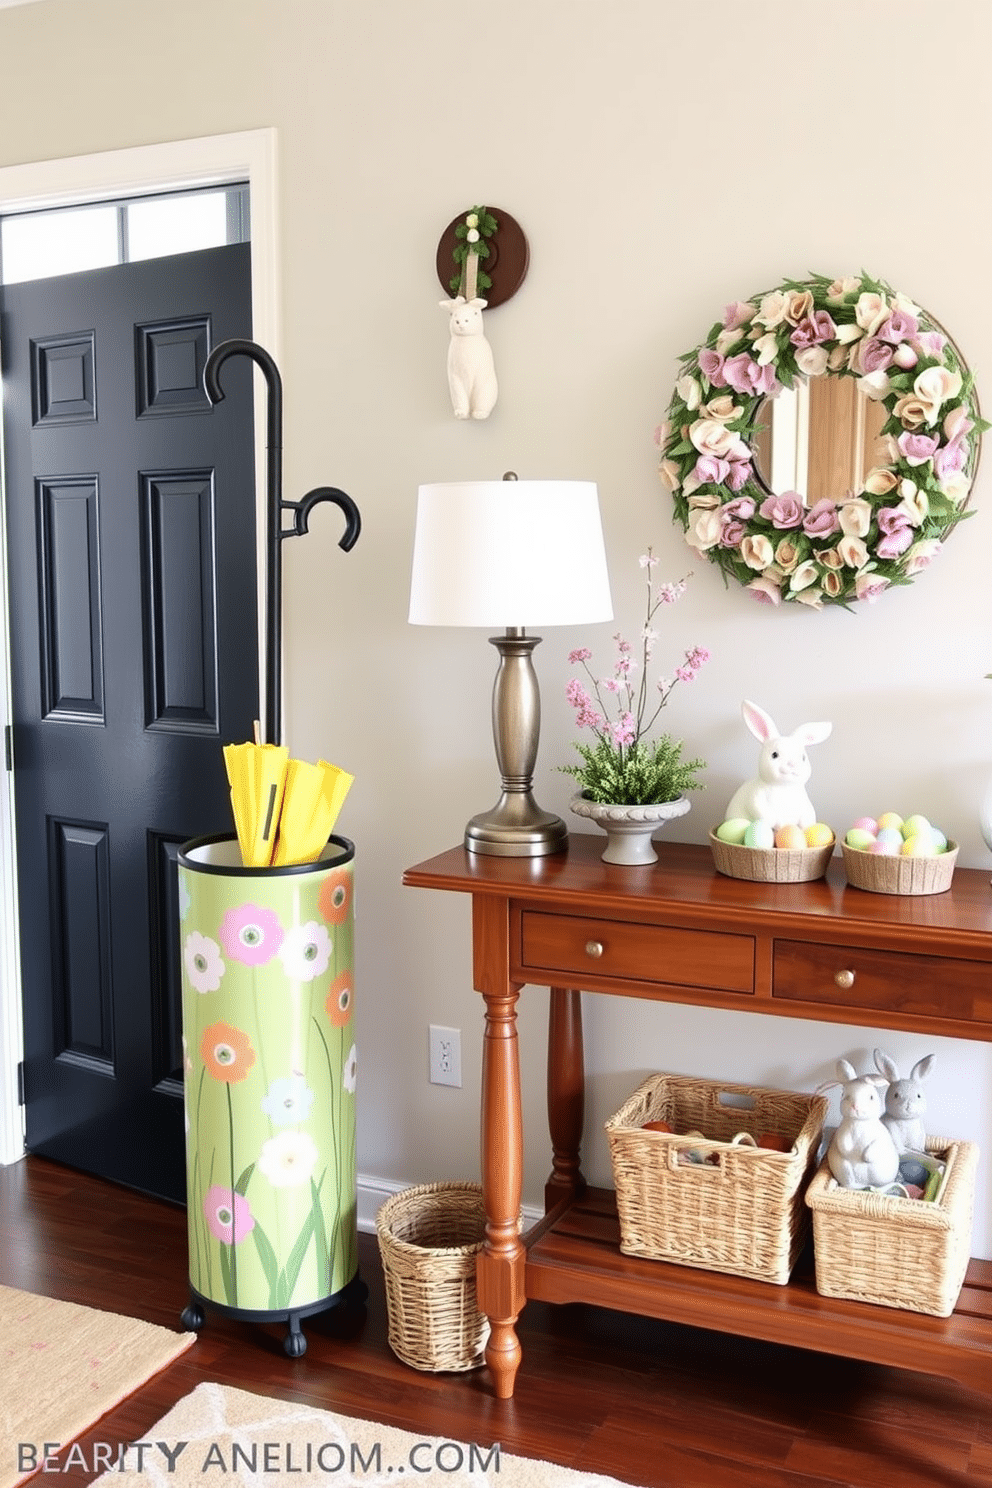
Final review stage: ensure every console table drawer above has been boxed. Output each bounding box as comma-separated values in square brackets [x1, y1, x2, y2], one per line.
[773, 939, 992, 1026]
[519, 911, 754, 994]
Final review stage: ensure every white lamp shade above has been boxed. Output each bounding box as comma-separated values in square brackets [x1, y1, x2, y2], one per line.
[408, 480, 613, 628]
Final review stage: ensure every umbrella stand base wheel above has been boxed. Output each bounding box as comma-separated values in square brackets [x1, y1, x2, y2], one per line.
[180, 1273, 367, 1357]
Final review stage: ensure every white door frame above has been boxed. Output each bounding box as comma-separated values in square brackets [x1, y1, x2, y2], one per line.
[0, 128, 280, 1164]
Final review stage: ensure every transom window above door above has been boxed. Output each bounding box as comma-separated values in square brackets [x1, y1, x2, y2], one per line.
[0, 183, 249, 284]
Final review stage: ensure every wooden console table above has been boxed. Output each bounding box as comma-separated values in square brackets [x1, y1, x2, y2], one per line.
[403, 837, 992, 1400]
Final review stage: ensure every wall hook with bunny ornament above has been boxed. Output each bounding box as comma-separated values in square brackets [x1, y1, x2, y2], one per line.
[434, 205, 529, 421]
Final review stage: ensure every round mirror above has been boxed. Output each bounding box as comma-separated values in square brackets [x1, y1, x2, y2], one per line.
[657, 273, 986, 608]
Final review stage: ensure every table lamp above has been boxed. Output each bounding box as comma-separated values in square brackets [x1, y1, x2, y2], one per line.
[408, 475, 613, 856]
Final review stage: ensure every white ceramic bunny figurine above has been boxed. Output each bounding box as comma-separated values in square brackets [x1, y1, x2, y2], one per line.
[874, 1048, 935, 1154]
[826, 1058, 900, 1189]
[440, 295, 498, 420]
[724, 699, 832, 828]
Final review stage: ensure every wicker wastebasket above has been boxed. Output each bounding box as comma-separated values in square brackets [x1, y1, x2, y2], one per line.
[376, 1182, 490, 1372]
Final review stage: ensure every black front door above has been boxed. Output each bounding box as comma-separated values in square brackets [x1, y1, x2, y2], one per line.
[2, 242, 258, 1203]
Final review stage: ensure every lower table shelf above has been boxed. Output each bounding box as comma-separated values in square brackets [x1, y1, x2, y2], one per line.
[524, 1188, 992, 1399]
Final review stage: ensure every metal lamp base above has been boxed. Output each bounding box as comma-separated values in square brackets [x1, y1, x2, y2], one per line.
[465, 797, 568, 857]
[464, 628, 568, 858]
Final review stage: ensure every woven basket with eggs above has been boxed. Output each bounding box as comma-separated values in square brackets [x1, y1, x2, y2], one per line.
[709, 819, 835, 884]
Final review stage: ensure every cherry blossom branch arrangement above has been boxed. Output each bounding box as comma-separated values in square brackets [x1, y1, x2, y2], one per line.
[561, 551, 708, 804]
[657, 272, 987, 609]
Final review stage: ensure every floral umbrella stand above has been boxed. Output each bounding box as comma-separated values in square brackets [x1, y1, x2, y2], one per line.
[176, 338, 363, 1357]
[177, 837, 360, 1355]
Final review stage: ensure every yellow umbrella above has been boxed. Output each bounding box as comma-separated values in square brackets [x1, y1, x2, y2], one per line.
[223, 740, 289, 867]
[270, 757, 354, 867]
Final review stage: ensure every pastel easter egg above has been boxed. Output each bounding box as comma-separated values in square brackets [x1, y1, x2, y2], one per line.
[716, 818, 750, 845]
[901, 833, 936, 857]
[867, 839, 891, 853]
[744, 820, 775, 850]
[930, 827, 948, 851]
[876, 812, 904, 832]
[805, 822, 834, 848]
[901, 813, 932, 840]
[851, 816, 878, 834]
[845, 827, 875, 851]
[775, 824, 807, 850]
[875, 827, 903, 854]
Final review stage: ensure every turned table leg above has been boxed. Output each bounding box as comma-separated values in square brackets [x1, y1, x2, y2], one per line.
[546, 987, 586, 1210]
[476, 983, 526, 1399]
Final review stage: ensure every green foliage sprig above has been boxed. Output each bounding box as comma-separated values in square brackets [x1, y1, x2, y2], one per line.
[449, 206, 498, 296]
[562, 735, 705, 807]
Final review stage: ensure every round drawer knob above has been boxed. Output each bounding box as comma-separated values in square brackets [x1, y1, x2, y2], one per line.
[585, 940, 604, 959]
[834, 969, 856, 989]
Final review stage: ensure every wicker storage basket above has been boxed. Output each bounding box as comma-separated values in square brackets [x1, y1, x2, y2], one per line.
[841, 841, 958, 896]
[376, 1182, 490, 1371]
[805, 1137, 978, 1315]
[709, 829, 834, 883]
[606, 1073, 828, 1284]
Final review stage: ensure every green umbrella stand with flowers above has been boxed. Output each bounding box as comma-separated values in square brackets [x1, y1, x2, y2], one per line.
[562, 549, 708, 865]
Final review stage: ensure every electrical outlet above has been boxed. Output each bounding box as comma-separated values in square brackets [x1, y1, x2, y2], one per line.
[429, 1024, 462, 1087]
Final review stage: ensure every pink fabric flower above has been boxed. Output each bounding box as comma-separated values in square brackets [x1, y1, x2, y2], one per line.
[725, 459, 753, 492]
[219, 903, 284, 967]
[723, 300, 754, 330]
[693, 454, 730, 486]
[934, 436, 969, 480]
[790, 311, 837, 347]
[746, 576, 782, 605]
[802, 498, 840, 538]
[944, 406, 974, 442]
[913, 331, 947, 359]
[857, 337, 894, 375]
[855, 572, 891, 603]
[720, 519, 747, 547]
[723, 353, 778, 397]
[876, 524, 913, 560]
[897, 431, 940, 466]
[759, 492, 804, 529]
[698, 348, 726, 386]
[723, 496, 756, 521]
[879, 310, 919, 344]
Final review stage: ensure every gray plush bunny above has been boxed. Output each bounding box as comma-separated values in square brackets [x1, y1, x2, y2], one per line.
[873, 1048, 935, 1154]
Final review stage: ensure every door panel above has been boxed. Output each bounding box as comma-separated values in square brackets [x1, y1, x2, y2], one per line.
[2, 242, 258, 1202]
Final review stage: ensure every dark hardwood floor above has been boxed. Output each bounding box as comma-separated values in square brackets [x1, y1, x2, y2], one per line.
[1, 1156, 989, 1487]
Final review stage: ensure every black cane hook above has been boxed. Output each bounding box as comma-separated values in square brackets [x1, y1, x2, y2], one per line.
[203, 338, 360, 748]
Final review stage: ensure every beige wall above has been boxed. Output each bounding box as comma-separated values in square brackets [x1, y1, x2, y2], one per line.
[1, 0, 991, 1255]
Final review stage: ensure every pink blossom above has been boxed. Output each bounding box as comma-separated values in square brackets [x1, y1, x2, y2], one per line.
[566, 678, 592, 708]
[897, 430, 939, 466]
[720, 520, 747, 547]
[857, 337, 894, 375]
[568, 648, 592, 664]
[698, 348, 727, 386]
[879, 311, 919, 344]
[657, 582, 686, 604]
[723, 495, 756, 522]
[612, 713, 636, 747]
[638, 552, 659, 569]
[759, 492, 804, 529]
[790, 311, 837, 347]
[725, 459, 753, 492]
[878, 507, 911, 536]
[693, 454, 730, 486]
[723, 300, 754, 330]
[746, 576, 782, 605]
[802, 498, 840, 538]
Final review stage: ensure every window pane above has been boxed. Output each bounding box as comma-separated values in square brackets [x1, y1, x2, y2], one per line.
[127, 191, 229, 262]
[1, 206, 118, 284]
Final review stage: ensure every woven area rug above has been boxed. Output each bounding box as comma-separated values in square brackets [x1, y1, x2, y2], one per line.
[0, 1285, 195, 1488]
[93, 1381, 644, 1488]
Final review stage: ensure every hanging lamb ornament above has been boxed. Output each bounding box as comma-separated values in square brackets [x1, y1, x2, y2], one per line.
[435, 205, 529, 421]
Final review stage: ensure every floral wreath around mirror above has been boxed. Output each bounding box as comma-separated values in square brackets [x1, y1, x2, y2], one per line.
[657, 272, 987, 608]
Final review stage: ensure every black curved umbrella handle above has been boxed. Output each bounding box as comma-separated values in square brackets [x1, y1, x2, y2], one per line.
[204, 338, 361, 747]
